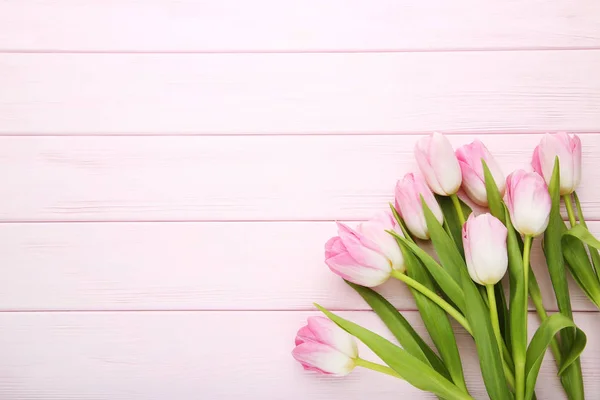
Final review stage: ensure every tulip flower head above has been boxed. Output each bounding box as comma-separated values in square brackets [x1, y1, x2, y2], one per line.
[415, 132, 462, 196]
[505, 170, 551, 237]
[395, 173, 444, 240]
[531, 132, 582, 195]
[325, 211, 405, 287]
[462, 213, 508, 285]
[455, 140, 506, 206]
[292, 316, 358, 376]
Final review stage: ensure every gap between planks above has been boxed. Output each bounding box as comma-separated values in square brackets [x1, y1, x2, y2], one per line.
[3, 47, 600, 55]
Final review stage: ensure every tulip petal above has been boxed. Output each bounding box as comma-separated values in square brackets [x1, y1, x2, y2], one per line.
[429, 133, 462, 195]
[292, 342, 355, 376]
[306, 317, 358, 358]
[337, 222, 391, 272]
[325, 251, 391, 287]
[459, 160, 488, 206]
[356, 214, 404, 271]
[325, 236, 346, 259]
[510, 172, 551, 236]
[415, 136, 445, 195]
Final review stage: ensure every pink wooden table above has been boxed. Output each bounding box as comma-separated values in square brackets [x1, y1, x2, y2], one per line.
[0, 1, 599, 398]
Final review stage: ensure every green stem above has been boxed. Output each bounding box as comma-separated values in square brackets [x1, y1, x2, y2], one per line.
[450, 193, 466, 225]
[516, 235, 533, 400]
[523, 236, 532, 302]
[391, 270, 472, 335]
[354, 358, 404, 380]
[563, 194, 577, 227]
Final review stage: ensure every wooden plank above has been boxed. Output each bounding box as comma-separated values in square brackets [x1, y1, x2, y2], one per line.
[0, 221, 597, 312]
[1, 134, 600, 222]
[0, 311, 597, 399]
[0, 1, 599, 52]
[1, 51, 599, 135]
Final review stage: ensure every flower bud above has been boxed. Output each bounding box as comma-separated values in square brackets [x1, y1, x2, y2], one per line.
[395, 173, 444, 240]
[462, 213, 508, 285]
[415, 132, 462, 195]
[292, 316, 358, 376]
[455, 140, 506, 206]
[531, 132, 582, 195]
[325, 211, 405, 287]
[505, 170, 551, 237]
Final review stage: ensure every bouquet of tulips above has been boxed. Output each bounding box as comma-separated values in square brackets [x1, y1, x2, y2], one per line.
[292, 133, 600, 399]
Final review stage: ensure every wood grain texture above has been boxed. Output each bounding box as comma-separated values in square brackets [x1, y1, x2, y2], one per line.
[1, 51, 600, 135]
[0, 311, 598, 400]
[0, 221, 597, 312]
[1, 134, 600, 222]
[0, 0, 599, 52]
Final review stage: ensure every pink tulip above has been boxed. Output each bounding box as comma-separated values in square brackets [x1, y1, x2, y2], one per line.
[531, 132, 582, 195]
[325, 211, 405, 287]
[505, 170, 551, 237]
[462, 214, 508, 285]
[415, 132, 462, 196]
[455, 140, 506, 206]
[292, 316, 358, 376]
[395, 173, 444, 240]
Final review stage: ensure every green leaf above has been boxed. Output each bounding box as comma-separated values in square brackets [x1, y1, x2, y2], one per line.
[345, 281, 451, 381]
[544, 158, 586, 400]
[564, 224, 600, 254]
[436, 195, 472, 253]
[389, 231, 466, 313]
[398, 242, 467, 391]
[573, 191, 600, 281]
[315, 305, 473, 400]
[524, 314, 587, 400]
[422, 199, 467, 288]
[482, 160, 505, 224]
[562, 235, 600, 308]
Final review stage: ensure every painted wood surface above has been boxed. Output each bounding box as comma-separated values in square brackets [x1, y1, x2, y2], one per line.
[1, 1, 599, 399]
[1, 0, 599, 52]
[1, 134, 600, 222]
[0, 221, 597, 312]
[0, 311, 598, 400]
[1, 51, 599, 134]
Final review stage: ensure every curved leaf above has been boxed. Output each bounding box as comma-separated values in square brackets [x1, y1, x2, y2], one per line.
[561, 224, 600, 307]
[524, 314, 587, 400]
[345, 281, 451, 381]
[315, 305, 473, 400]
[564, 224, 600, 252]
